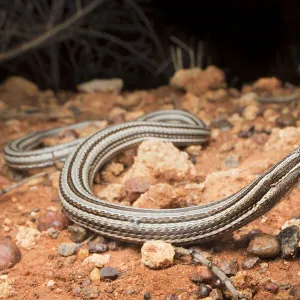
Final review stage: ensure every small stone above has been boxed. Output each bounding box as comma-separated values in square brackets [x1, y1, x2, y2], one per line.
[141, 240, 175, 269]
[209, 289, 223, 300]
[224, 155, 240, 168]
[90, 268, 101, 282]
[16, 226, 41, 249]
[243, 105, 259, 121]
[280, 283, 291, 290]
[219, 259, 239, 276]
[189, 267, 214, 284]
[185, 145, 202, 156]
[290, 284, 300, 299]
[166, 294, 180, 300]
[279, 225, 299, 259]
[64, 255, 77, 265]
[210, 117, 232, 131]
[211, 278, 225, 290]
[58, 243, 76, 257]
[144, 291, 151, 299]
[47, 280, 56, 290]
[100, 267, 119, 281]
[68, 225, 89, 243]
[264, 282, 278, 294]
[88, 241, 108, 254]
[0, 238, 21, 270]
[37, 210, 69, 231]
[238, 125, 255, 138]
[82, 253, 110, 267]
[275, 113, 296, 128]
[247, 234, 280, 258]
[241, 257, 259, 270]
[47, 228, 59, 239]
[73, 287, 81, 295]
[81, 278, 91, 287]
[197, 284, 212, 298]
[124, 178, 151, 194]
[78, 248, 89, 260]
[260, 262, 269, 272]
[81, 286, 100, 299]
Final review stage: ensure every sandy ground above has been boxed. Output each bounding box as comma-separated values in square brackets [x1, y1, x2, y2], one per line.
[0, 71, 300, 299]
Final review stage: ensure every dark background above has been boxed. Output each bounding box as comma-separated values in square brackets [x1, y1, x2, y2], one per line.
[0, 0, 300, 90]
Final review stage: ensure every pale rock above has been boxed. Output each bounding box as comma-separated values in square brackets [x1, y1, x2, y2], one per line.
[242, 104, 259, 121]
[95, 183, 123, 202]
[77, 78, 123, 93]
[141, 240, 175, 269]
[133, 183, 177, 209]
[82, 253, 110, 267]
[16, 226, 41, 249]
[90, 268, 101, 282]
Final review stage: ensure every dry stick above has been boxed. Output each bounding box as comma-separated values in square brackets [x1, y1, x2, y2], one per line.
[0, 0, 108, 63]
[191, 250, 244, 300]
[0, 171, 50, 196]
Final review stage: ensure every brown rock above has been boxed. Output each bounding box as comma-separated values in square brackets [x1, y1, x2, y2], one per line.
[209, 289, 223, 300]
[247, 234, 280, 258]
[189, 267, 214, 284]
[264, 282, 278, 294]
[4, 76, 39, 96]
[133, 183, 179, 209]
[253, 77, 281, 91]
[37, 210, 70, 231]
[124, 177, 151, 194]
[241, 257, 259, 270]
[219, 259, 239, 276]
[0, 238, 21, 270]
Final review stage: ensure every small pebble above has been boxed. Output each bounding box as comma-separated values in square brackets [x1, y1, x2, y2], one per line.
[37, 210, 69, 231]
[68, 225, 89, 243]
[280, 283, 291, 290]
[82, 253, 110, 267]
[290, 284, 300, 299]
[279, 225, 299, 259]
[141, 240, 175, 269]
[144, 291, 151, 300]
[241, 257, 259, 270]
[88, 241, 108, 254]
[238, 125, 255, 138]
[210, 117, 232, 131]
[64, 255, 77, 265]
[81, 278, 91, 287]
[90, 268, 101, 282]
[243, 104, 259, 121]
[47, 228, 59, 239]
[47, 280, 56, 290]
[58, 243, 76, 257]
[100, 267, 119, 281]
[264, 282, 278, 294]
[247, 234, 280, 258]
[197, 284, 212, 298]
[260, 262, 269, 272]
[275, 113, 296, 128]
[0, 238, 21, 270]
[16, 226, 41, 249]
[72, 287, 81, 295]
[212, 278, 225, 290]
[189, 267, 214, 284]
[166, 294, 179, 300]
[81, 286, 99, 299]
[209, 289, 224, 300]
[220, 259, 239, 276]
